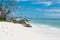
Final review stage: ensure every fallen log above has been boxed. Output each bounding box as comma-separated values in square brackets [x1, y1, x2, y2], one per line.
[12, 19, 32, 28]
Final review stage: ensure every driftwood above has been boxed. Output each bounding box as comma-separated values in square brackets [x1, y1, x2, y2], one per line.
[23, 24, 32, 28]
[12, 19, 32, 28]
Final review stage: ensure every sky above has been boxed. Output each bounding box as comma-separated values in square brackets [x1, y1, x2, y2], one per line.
[1, 0, 60, 18]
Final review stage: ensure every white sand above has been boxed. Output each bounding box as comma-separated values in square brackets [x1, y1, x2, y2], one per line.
[0, 22, 60, 40]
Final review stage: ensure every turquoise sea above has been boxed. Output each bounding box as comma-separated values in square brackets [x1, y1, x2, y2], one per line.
[28, 18, 60, 28]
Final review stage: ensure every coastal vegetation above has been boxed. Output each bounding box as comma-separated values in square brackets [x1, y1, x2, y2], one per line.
[0, 19, 6, 22]
[0, 0, 32, 27]
[0, 0, 18, 20]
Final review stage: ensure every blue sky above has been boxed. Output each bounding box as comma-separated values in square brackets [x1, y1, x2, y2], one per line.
[17, 0, 60, 18]
[1, 0, 60, 18]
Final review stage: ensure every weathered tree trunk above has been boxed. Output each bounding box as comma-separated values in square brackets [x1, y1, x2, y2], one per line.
[0, 11, 2, 15]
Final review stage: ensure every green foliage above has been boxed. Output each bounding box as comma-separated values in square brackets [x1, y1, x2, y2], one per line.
[0, 19, 6, 22]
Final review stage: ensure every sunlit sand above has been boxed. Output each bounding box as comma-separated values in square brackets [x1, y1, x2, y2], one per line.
[0, 22, 60, 40]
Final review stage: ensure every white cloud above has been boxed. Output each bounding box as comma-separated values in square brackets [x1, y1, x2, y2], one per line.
[32, 1, 53, 6]
[51, 0, 60, 3]
[44, 9, 60, 17]
[14, 0, 29, 2]
[35, 8, 60, 17]
[46, 2, 52, 6]
[35, 8, 60, 12]
[31, 0, 60, 6]
[45, 13, 60, 17]
[21, 0, 28, 1]
[41, 1, 53, 6]
[16, 0, 20, 2]
[44, 9, 60, 12]
[35, 8, 41, 11]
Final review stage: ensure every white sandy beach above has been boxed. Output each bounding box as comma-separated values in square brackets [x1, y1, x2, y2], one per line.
[0, 22, 60, 40]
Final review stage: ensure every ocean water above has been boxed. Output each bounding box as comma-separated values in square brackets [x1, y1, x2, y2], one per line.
[25, 18, 60, 35]
[28, 18, 60, 28]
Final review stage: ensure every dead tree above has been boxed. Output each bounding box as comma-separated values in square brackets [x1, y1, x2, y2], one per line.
[0, 0, 18, 20]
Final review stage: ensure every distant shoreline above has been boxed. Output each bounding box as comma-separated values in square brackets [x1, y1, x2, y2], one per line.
[27, 18, 60, 20]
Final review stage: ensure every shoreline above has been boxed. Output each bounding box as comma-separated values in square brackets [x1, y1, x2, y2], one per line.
[0, 22, 60, 40]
